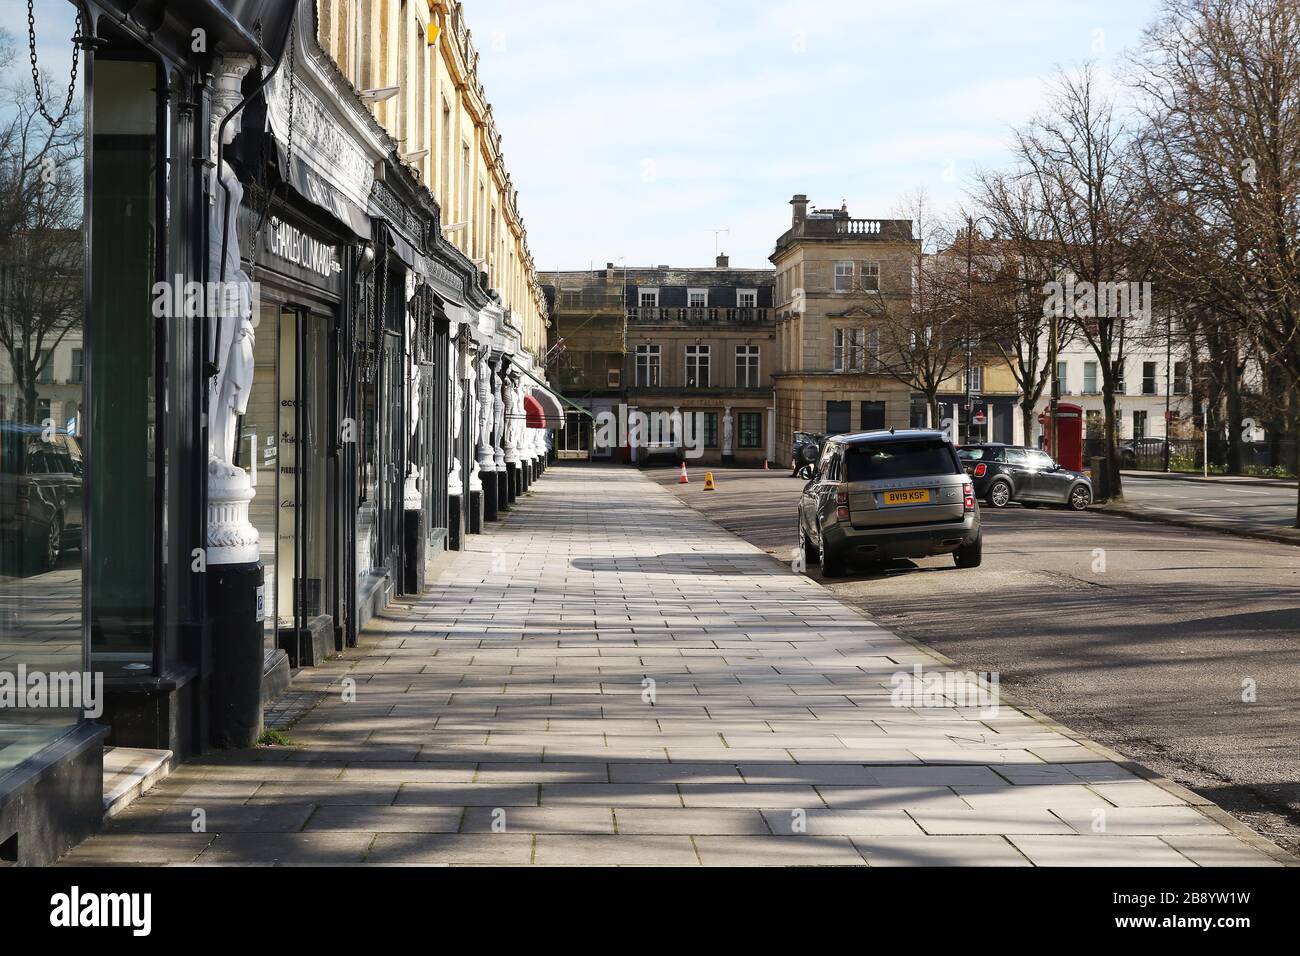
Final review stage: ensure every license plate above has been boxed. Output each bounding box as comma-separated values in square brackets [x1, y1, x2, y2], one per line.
[883, 489, 931, 505]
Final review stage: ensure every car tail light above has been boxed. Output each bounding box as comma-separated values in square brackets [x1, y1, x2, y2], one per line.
[973, 463, 987, 478]
[835, 491, 850, 521]
[963, 481, 975, 512]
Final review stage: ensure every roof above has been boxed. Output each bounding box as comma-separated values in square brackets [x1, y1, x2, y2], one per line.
[828, 428, 951, 444]
[542, 265, 774, 290]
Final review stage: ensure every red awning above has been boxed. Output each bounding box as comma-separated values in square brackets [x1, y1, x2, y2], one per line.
[523, 393, 545, 429]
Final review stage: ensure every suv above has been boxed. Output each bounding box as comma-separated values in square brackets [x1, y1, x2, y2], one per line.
[958, 443, 1092, 510]
[0, 423, 84, 575]
[797, 429, 981, 577]
[790, 431, 825, 478]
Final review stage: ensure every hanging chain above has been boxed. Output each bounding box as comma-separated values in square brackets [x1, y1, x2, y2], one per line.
[28, 0, 81, 129]
[285, 26, 297, 169]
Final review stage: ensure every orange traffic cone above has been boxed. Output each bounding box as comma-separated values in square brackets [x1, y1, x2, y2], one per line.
[703, 472, 716, 491]
[678, 461, 689, 484]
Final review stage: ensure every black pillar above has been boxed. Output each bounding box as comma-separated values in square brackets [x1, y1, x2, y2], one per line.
[207, 562, 264, 749]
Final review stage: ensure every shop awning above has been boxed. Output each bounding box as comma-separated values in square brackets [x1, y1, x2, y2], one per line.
[276, 144, 373, 241]
[523, 394, 546, 429]
[528, 386, 566, 430]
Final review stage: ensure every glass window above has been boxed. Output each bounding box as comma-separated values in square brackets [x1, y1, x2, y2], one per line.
[1142, 361, 1157, 395]
[685, 345, 710, 387]
[826, 400, 851, 434]
[834, 261, 853, 292]
[634, 344, 660, 387]
[735, 345, 759, 388]
[1083, 361, 1098, 394]
[89, 57, 158, 673]
[845, 439, 960, 481]
[1, 4, 88, 771]
[738, 411, 761, 448]
[688, 289, 706, 308]
[860, 400, 886, 430]
[859, 260, 880, 291]
[702, 411, 718, 448]
[1133, 409, 1148, 439]
[1056, 360, 1068, 394]
[638, 288, 658, 308]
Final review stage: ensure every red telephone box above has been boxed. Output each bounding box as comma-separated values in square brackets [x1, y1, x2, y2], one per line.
[1038, 401, 1083, 471]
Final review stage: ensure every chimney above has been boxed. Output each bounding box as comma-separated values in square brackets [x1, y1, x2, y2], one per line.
[605, 261, 615, 280]
[790, 193, 808, 232]
[716, 253, 729, 268]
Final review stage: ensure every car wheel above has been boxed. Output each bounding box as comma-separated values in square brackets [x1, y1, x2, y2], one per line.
[986, 479, 1012, 509]
[954, 532, 983, 569]
[1068, 484, 1092, 511]
[819, 535, 845, 577]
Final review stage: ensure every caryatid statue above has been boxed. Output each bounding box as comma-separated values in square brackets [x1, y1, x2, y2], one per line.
[477, 353, 496, 477]
[206, 53, 259, 566]
[405, 276, 423, 511]
[501, 375, 518, 466]
[467, 348, 482, 494]
[447, 333, 464, 495]
[492, 365, 507, 472]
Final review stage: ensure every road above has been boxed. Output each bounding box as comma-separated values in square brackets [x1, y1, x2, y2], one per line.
[652, 465, 1300, 854]
[1121, 472, 1298, 536]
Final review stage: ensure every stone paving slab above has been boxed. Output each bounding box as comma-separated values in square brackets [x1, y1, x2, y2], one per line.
[60, 465, 1294, 867]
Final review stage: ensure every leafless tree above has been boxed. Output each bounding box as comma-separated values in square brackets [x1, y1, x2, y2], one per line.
[869, 189, 969, 428]
[1131, 0, 1300, 521]
[0, 54, 84, 426]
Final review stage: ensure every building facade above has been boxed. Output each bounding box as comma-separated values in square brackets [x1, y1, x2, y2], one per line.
[770, 195, 917, 467]
[0, 0, 557, 866]
[542, 258, 777, 465]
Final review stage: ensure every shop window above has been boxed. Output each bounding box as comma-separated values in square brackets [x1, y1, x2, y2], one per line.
[861, 400, 886, 430]
[738, 411, 762, 448]
[826, 400, 851, 434]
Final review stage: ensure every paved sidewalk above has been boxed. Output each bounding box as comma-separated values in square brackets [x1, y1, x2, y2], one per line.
[63, 465, 1290, 866]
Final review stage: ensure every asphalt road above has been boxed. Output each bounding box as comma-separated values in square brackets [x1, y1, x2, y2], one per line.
[1121, 471, 1299, 533]
[650, 465, 1300, 854]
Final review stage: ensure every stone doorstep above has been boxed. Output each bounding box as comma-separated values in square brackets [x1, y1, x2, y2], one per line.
[103, 746, 175, 820]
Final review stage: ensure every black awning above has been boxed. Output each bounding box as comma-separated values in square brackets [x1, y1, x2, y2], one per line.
[387, 227, 416, 267]
[276, 144, 372, 241]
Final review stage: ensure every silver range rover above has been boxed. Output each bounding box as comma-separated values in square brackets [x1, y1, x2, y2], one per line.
[797, 429, 982, 577]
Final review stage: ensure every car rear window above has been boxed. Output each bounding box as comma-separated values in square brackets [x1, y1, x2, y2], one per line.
[957, 447, 998, 461]
[845, 439, 960, 481]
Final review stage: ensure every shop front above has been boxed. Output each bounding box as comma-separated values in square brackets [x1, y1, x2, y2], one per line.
[236, 204, 349, 669]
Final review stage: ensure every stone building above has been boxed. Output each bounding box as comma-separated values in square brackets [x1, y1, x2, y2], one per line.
[542, 257, 777, 465]
[318, 0, 549, 364]
[770, 195, 917, 466]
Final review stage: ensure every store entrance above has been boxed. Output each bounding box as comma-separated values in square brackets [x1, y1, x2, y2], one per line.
[240, 303, 336, 666]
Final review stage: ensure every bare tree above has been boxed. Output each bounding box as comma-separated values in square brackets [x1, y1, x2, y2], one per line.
[1132, 0, 1300, 521]
[992, 66, 1152, 498]
[0, 58, 83, 426]
[870, 189, 968, 428]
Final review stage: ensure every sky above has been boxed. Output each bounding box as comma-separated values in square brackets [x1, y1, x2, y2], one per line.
[11, 0, 1162, 271]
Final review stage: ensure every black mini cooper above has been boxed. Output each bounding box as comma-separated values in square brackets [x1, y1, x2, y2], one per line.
[957, 444, 1093, 511]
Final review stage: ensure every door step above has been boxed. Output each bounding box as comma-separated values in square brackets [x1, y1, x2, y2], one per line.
[102, 746, 173, 820]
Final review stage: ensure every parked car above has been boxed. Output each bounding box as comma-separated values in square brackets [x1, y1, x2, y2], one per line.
[797, 429, 981, 577]
[1118, 437, 1171, 468]
[0, 423, 84, 575]
[790, 431, 826, 479]
[957, 443, 1092, 510]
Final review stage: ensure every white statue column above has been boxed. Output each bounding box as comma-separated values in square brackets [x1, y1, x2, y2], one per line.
[502, 374, 520, 469]
[404, 275, 423, 511]
[477, 353, 496, 478]
[722, 405, 734, 461]
[206, 53, 259, 566]
[447, 331, 463, 498]
[491, 362, 507, 472]
[467, 347, 482, 496]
